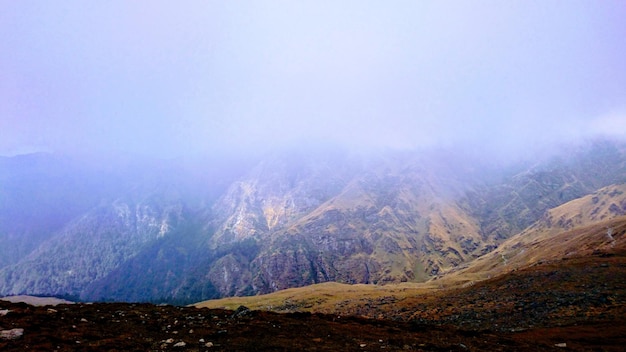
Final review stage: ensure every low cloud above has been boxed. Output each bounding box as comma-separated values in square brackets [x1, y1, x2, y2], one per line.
[589, 111, 626, 139]
[1, 2, 625, 159]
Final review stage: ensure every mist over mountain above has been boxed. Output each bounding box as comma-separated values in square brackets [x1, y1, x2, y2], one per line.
[1, 139, 624, 304]
[2, 5, 625, 350]
[3, 2, 626, 161]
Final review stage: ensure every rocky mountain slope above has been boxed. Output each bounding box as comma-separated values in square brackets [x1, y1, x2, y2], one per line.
[206, 152, 489, 296]
[1, 139, 625, 303]
[200, 212, 626, 318]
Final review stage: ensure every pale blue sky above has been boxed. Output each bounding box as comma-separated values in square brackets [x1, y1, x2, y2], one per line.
[1, 1, 625, 157]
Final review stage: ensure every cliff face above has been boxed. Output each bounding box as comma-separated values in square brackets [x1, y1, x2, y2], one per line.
[241, 164, 486, 294]
[1, 140, 626, 303]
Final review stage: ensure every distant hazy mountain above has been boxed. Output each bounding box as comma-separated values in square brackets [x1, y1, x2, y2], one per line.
[0, 139, 625, 304]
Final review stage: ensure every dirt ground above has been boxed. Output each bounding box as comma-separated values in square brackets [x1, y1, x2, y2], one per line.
[2, 300, 619, 352]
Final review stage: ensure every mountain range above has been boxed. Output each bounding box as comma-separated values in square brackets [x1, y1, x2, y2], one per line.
[1, 139, 625, 304]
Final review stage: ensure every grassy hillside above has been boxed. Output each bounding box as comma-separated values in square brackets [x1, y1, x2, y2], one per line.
[443, 184, 626, 284]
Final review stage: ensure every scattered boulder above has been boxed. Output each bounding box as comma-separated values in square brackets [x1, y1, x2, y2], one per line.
[231, 306, 252, 319]
[1, 328, 24, 340]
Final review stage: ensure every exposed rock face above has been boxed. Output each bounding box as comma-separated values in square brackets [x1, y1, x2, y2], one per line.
[270, 155, 504, 290]
[208, 152, 356, 247]
[1, 140, 625, 302]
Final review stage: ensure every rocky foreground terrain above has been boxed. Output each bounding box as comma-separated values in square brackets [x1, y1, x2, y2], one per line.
[1, 248, 625, 351]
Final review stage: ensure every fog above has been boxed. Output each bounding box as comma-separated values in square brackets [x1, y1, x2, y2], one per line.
[1, 1, 625, 159]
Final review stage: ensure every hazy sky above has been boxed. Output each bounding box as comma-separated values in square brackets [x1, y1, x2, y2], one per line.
[1, 1, 625, 157]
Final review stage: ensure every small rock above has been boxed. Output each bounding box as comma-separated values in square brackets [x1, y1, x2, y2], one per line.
[164, 338, 174, 343]
[173, 341, 186, 347]
[1, 328, 24, 340]
[47, 308, 57, 313]
[0, 309, 9, 316]
[199, 338, 205, 343]
[189, 329, 194, 334]
[205, 341, 214, 347]
[80, 318, 88, 322]
[231, 305, 252, 319]
[555, 342, 567, 348]
[360, 343, 367, 347]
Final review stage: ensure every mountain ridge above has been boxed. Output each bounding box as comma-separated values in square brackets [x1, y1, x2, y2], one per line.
[1, 139, 625, 303]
